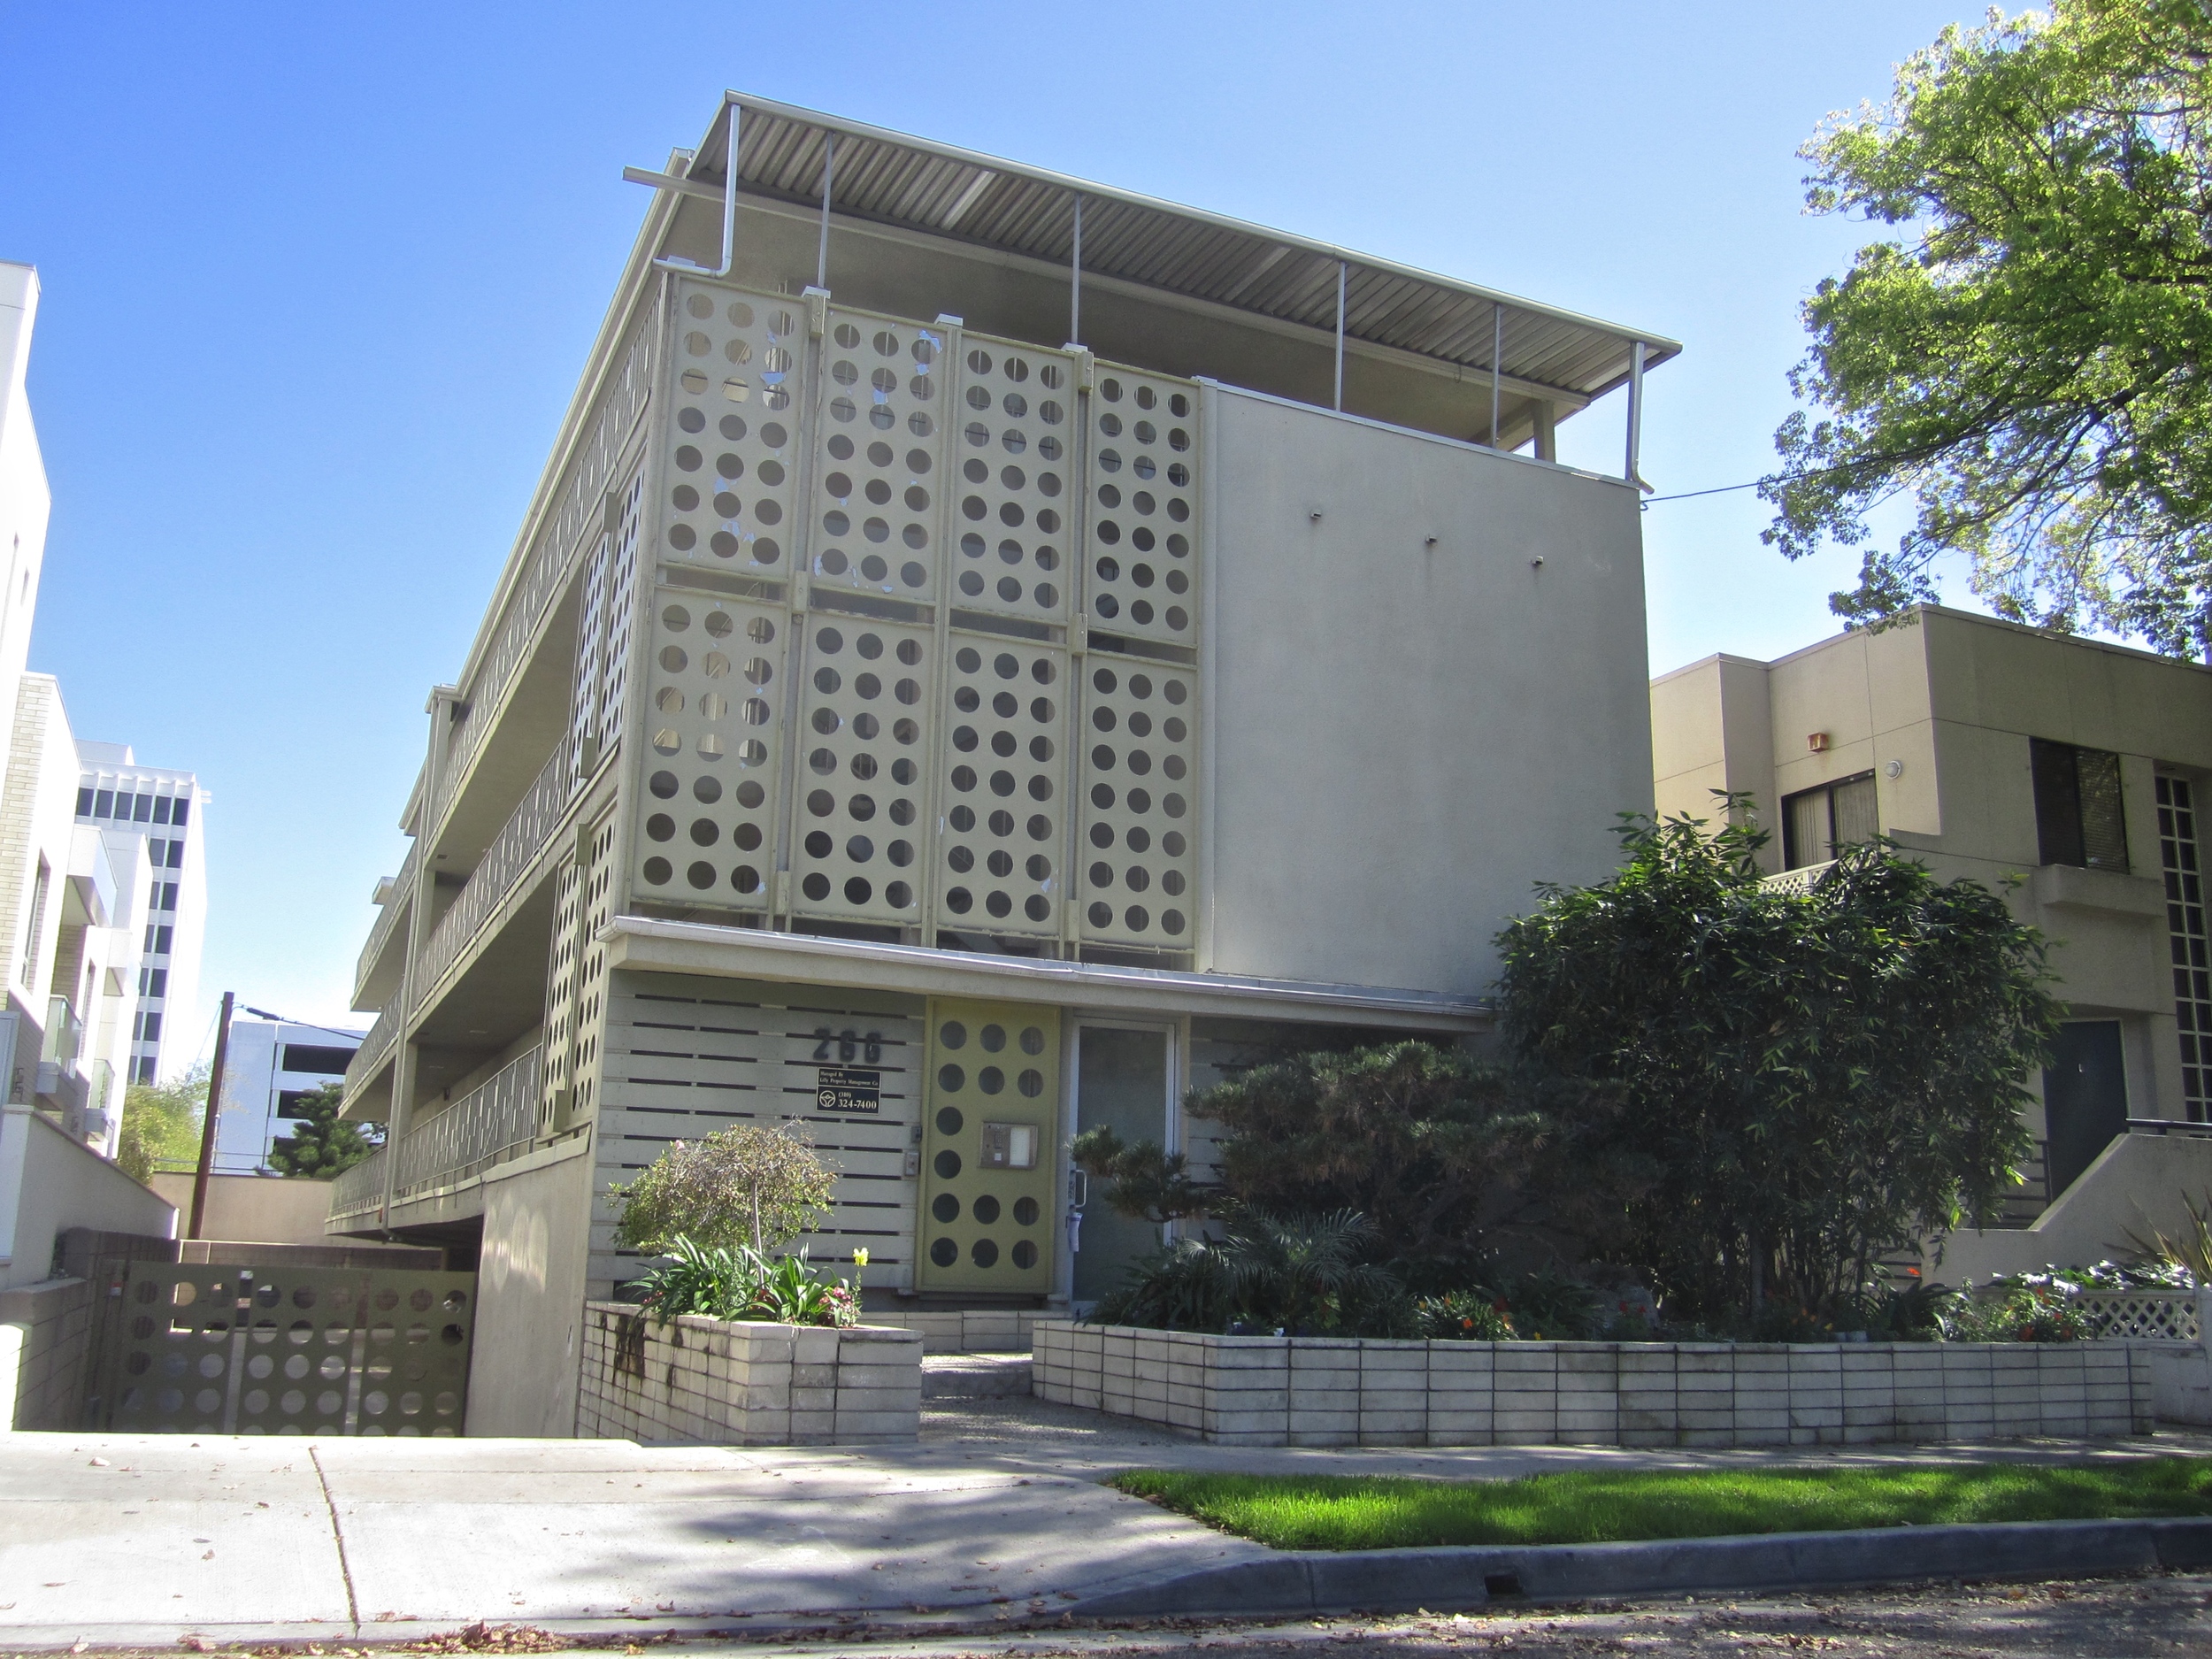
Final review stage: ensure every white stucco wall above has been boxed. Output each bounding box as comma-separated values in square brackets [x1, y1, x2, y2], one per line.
[1201, 385, 1653, 997]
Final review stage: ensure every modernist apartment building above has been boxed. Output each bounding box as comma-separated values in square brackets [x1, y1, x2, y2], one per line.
[1652, 607, 2212, 1277]
[328, 96, 1671, 1433]
[73, 745, 208, 1086]
[208, 1017, 362, 1174]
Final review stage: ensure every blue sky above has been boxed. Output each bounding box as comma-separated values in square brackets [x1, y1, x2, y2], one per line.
[0, 0, 1978, 1055]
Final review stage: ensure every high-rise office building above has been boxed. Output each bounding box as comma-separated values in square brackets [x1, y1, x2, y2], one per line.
[73, 748, 207, 1085]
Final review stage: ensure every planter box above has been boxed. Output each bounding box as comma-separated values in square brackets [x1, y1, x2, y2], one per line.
[1033, 1322, 2157, 1448]
[577, 1302, 922, 1445]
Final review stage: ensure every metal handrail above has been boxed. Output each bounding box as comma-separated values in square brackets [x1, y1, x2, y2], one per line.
[415, 746, 574, 1006]
[391, 1046, 542, 1201]
[354, 841, 419, 1000]
[2129, 1117, 2212, 1139]
[328, 1147, 388, 1222]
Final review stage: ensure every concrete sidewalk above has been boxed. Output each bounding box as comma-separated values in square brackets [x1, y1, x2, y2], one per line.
[4, 1397, 2209, 1651]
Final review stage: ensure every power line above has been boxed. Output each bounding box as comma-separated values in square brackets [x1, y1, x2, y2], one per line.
[1643, 478, 1772, 504]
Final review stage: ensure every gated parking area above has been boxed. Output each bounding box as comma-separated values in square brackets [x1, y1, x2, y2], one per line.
[84, 1256, 476, 1436]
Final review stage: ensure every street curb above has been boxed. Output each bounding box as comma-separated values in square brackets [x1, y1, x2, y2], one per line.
[1065, 1517, 2212, 1617]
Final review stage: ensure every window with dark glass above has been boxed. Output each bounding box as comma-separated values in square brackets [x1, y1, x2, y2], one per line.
[1781, 772, 1878, 869]
[2031, 738, 2128, 872]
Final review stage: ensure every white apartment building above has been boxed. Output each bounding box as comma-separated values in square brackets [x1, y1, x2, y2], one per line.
[73, 746, 208, 1086]
[0, 264, 157, 1160]
[327, 96, 1672, 1434]
[209, 1017, 363, 1174]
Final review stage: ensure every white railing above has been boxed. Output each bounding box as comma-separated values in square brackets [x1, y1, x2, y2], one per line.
[392, 1046, 542, 1201]
[1761, 861, 1837, 898]
[354, 840, 419, 1001]
[2077, 1289, 2203, 1342]
[415, 747, 574, 1004]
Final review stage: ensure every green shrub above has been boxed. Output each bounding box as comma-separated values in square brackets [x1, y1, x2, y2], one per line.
[1417, 1291, 1515, 1341]
[626, 1235, 859, 1328]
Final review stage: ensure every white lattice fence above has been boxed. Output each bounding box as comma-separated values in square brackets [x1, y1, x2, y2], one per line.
[2078, 1290, 2202, 1341]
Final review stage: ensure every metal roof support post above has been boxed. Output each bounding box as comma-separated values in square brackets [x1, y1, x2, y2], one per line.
[1489, 301, 1502, 448]
[1069, 193, 1083, 346]
[816, 134, 834, 290]
[656, 102, 740, 277]
[1333, 261, 1347, 411]
[1624, 340, 1647, 488]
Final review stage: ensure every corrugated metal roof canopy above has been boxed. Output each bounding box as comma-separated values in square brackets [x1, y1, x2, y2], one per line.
[686, 94, 1678, 406]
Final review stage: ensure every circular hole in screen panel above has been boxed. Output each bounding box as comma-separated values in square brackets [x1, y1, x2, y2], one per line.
[940, 637, 1067, 933]
[1085, 365, 1198, 643]
[789, 620, 932, 923]
[634, 590, 785, 909]
[1078, 655, 1197, 946]
[948, 334, 1077, 622]
[811, 310, 947, 600]
[661, 281, 801, 572]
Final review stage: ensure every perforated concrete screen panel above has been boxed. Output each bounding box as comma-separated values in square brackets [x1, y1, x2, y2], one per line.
[937, 636, 1070, 936]
[663, 282, 804, 575]
[813, 308, 949, 601]
[1077, 658, 1197, 946]
[792, 616, 933, 925]
[916, 999, 1059, 1293]
[98, 1263, 474, 1437]
[634, 590, 786, 911]
[626, 273, 1202, 956]
[950, 340, 1079, 624]
[1083, 368, 1199, 647]
[595, 975, 924, 1289]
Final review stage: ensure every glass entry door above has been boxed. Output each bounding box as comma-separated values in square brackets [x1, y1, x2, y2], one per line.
[1072, 1025, 1173, 1304]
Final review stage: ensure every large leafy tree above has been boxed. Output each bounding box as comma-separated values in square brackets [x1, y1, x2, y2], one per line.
[115, 1067, 207, 1184]
[1766, 0, 2212, 657]
[1495, 806, 2062, 1325]
[266, 1081, 383, 1178]
[1076, 1041, 1622, 1288]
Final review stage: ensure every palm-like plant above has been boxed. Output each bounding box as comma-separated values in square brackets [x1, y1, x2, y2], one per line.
[1220, 1209, 1401, 1335]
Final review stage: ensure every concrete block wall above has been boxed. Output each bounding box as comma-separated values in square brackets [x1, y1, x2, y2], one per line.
[577, 1302, 920, 1445]
[0, 1276, 92, 1430]
[859, 1308, 1041, 1353]
[1033, 1323, 2158, 1448]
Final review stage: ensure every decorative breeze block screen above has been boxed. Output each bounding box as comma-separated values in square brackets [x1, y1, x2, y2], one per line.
[810, 310, 949, 602]
[939, 636, 1069, 936]
[791, 616, 934, 925]
[634, 589, 786, 911]
[950, 343, 1078, 624]
[1082, 369, 1198, 647]
[633, 279, 1200, 955]
[661, 283, 804, 576]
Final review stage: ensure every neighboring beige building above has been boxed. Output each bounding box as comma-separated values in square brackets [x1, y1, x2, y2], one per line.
[1653, 605, 2212, 1277]
[327, 94, 1674, 1434]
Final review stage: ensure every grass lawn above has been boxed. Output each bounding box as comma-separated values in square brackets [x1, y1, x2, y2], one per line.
[1110, 1460, 2212, 1550]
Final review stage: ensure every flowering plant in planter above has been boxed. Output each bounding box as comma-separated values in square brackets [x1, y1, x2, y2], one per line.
[630, 1237, 864, 1328]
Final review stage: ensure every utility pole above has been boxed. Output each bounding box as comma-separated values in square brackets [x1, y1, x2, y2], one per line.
[187, 992, 234, 1240]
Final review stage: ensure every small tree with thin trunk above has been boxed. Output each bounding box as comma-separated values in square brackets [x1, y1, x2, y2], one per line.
[611, 1122, 837, 1256]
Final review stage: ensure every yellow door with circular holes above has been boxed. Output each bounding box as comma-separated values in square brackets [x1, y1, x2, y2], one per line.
[916, 998, 1060, 1293]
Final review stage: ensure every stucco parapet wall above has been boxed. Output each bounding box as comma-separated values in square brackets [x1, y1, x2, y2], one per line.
[577, 1302, 921, 1445]
[598, 916, 1489, 1029]
[1032, 1322, 2158, 1448]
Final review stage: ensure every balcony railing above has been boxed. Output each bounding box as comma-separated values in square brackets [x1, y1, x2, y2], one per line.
[1760, 862, 1836, 899]
[329, 1147, 387, 1224]
[354, 839, 419, 1000]
[326, 1046, 543, 1231]
[41, 995, 81, 1067]
[427, 322, 648, 838]
[415, 746, 574, 1005]
[343, 989, 403, 1094]
[392, 1045, 541, 1201]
